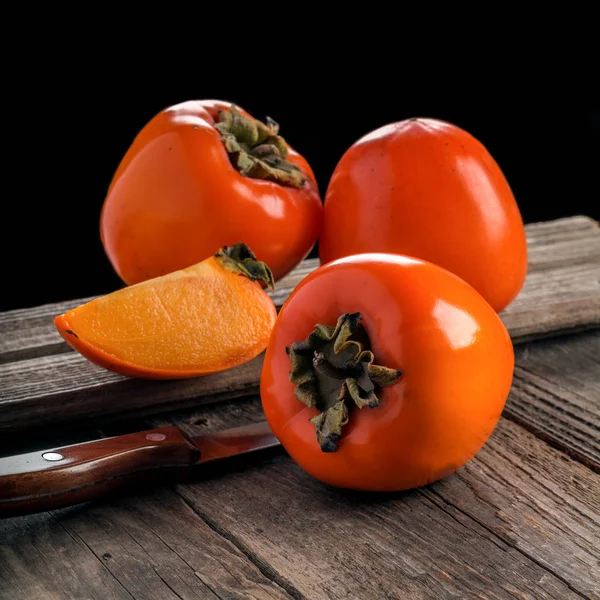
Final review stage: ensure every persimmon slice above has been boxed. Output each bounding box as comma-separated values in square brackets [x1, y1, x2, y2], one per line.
[54, 244, 277, 379]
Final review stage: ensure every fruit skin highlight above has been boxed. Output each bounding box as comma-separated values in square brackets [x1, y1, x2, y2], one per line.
[260, 253, 515, 492]
[100, 99, 322, 285]
[54, 244, 277, 380]
[319, 117, 527, 313]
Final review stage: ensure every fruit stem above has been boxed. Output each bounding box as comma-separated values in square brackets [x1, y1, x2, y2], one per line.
[214, 243, 275, 291]
[287, 313, 401, 452]
[215, 106, 306, 189]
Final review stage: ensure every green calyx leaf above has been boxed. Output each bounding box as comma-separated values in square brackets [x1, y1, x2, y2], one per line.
[214, 106, 306, 189]
[214, 243, 275, 291]
[287, 313, 402, 452]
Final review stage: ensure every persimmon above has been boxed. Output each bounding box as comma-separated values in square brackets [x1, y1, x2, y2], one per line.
[319, 118, 528, 313]
[260, 253, 514, 492]
[54, 244, 277, 379]
[100, 100, 322, 285]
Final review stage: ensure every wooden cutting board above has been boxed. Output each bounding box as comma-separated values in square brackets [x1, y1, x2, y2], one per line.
[1, 215, 598, 434]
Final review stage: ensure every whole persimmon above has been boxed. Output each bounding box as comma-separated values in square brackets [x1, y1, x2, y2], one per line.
[319, 118, 527, 313]
[100, 100, 322, 285]
[260, 254, 514, 491]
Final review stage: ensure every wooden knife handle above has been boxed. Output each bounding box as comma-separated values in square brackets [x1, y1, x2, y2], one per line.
[0, 426, 200, 518]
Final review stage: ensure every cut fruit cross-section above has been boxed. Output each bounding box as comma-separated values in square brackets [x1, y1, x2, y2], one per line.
[54, 244, 277, 379]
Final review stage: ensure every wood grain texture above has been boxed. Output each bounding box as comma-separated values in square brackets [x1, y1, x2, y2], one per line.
[501, 263, 600, 342]
[143, 331, 597, 598]
[140, 355, 598, 600]
[141, 334, 600, 471]
[1, 237, 597, 441]
[0, 297, 94, 365]
[0, 511, 135, 600]
[173, 418, 600, 599]
[0, 351, 263, 434]
[506, 331, 600, 471]
[0, 261, 317, 365]
[427, 419, 600, 596]
[1, 216, 597, 364]
[1, 217, 598, 435]
[0, 489, 296, 600]
[1, 330, 599, 599]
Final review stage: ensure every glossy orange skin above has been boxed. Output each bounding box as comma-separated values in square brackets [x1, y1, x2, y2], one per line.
[101, 100, 323, 285]
[319, 118, 528, 313]
[260, 254, 514, 491]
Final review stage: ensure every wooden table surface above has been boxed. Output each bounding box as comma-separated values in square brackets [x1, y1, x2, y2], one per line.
[1, 217, 599, 600]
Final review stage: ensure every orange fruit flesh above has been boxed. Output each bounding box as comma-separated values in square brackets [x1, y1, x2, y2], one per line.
[54, 257, 277, 379]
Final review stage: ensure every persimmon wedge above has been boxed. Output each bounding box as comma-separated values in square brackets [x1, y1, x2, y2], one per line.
[54, 244, 277, 379]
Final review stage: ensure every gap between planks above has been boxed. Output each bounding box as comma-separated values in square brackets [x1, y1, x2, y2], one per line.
[0, 215, 598, 442]
[1, 400, 598, 599]
[1, 302, 599, 599]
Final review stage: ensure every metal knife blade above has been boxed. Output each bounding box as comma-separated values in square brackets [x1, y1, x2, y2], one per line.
[192, 420, 280, 463]
[0, 421, 281, 518]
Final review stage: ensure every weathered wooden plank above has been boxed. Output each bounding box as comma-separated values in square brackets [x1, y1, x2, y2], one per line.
[0, 488, 296, 600]
[1, 216, 597, 364]
[527, 235, 600, 271]
[0, 511, 135, 600]
[524, 214, 598, 241]
[526, 215, 599, 272]
[0, 262, 317, 365]
[1, 266, 598, 436]
[501, 263, 600, 342]
[144, 332, 598, 598]
[139, 327, 600, 479]
[0, 297, 89, 365]
[0, 351, 263, 435]
[2, 331, 599, 599]
[506, 331, 600, 471]
[146, 398, 600, 599]
[1, 215, 598, 435]
[426, 419, 600, 596]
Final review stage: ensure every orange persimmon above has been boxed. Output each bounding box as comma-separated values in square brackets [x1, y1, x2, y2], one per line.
[319, 118, 528, 313]
[100, 100, 322, 285]
[54, 244, 277, 379]
[260, 253, 514, 491]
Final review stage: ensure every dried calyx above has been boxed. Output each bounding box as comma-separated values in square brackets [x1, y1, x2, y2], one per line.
[287, 313, 401, 452]
[215, 243, 275, 291]
[215, 106, 306, 189]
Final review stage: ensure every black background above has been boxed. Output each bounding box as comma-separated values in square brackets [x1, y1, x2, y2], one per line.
[2, 61, 597, 312]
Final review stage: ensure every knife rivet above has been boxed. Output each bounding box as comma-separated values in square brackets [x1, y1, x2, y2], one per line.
[42, 452, 64, 461]
[146, 433, 166, 441]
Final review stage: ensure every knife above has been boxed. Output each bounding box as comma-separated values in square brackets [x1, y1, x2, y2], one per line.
[0, 421, 280, 518]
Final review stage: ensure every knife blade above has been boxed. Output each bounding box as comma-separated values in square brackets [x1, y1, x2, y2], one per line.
[0, 421, 280, 518]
